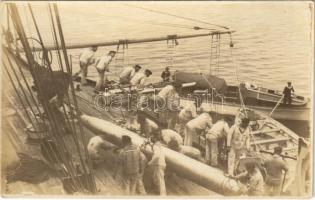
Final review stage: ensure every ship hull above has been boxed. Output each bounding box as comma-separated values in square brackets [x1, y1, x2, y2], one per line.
[192, 100, 310, 121]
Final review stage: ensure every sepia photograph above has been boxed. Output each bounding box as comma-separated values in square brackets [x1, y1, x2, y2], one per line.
[0, 1, 313, 197]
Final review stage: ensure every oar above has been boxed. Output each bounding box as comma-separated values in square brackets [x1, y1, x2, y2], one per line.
[259, 150, 297, 160]
[258, 95, 284, 130]
[269, 94, 284, 117]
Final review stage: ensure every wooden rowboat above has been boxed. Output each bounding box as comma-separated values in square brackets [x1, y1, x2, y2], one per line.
[174, 71, 310, 121]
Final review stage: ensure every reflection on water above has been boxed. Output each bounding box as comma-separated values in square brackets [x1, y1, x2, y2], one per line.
[11, 2, 312, 96]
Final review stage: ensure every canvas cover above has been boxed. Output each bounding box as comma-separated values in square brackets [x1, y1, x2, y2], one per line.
[174, 71, 228, 94]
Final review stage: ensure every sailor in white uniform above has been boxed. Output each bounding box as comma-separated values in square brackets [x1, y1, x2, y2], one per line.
[130, 69, 152, 88]
[178, 101, 197, 135]
[142, 118, 159, 137]
[75, 46, 98, 85]
[94, 51, 116, 91]
[184, 110, 213, 146]
[205, 117, 231, 166]
[119, 64, 141, 84]
[167, 138, 202, 161]
[137, 114, 159, 137]
[148, 135, 166, 195]
[161, 129, 183, 145]
[156, 83, 181, 130]
[227, 118, 250, 175]
[87, 136, 113, 164]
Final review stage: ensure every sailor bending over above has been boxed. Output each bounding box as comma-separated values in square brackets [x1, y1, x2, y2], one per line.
[137, 115, 159, 137]
[156, 83, 181, 130]
[205, 116, 231, 166]
[161, 129, 183, 146]
[130, 69, 152, 88]
[32, 69, 71, 135]
[87, 136, 113, 165]
[94, 50, 116, 92]
[75, 46, 98, 85]
[167, 139, 202, 161]
[119, 64, 141, 84]
[233, 161, 265, 196]
[183, 110, 213, 146]
[178, 101, 197, 136]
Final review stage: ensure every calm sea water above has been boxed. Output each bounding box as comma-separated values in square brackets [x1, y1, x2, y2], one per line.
[2, 2, 313, 135]
[9, 2, 312, 97]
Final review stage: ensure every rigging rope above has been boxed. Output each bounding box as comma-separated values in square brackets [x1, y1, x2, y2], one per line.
[3, 61, 37, 131]
[28, 4, 52, 68]
[227, 34, 246, 110]
[124, 4, 229, 30]
[184, 54, 224, 112]
[132, 18, 216, 31]
[47, 4, 94, 191]
[216, 35, 221, 76]
[23, 5, 37, 60]
[185, 55, 223, 98]
[6, 5, 10, 30]
[4, 60, 64, 169]
[30, 4, 79, 150]
[9, 4, 83, 191]
[4, 51, 68, 175]
[29, 4, 78, 146]
[5, 56, 43, 128]
[52, 3, 97, 192]
[47, 4, 82, 146]
[228, 34, 261, 151]
[101, 11, 217, 32]
[5, 49, 48, 129]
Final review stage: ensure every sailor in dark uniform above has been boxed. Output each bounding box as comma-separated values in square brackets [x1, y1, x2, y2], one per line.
[161, 67, 171, 82]
[283, 82, 294, 105]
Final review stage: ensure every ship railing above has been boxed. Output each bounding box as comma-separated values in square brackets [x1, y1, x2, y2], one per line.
[208, 88, 224, 112]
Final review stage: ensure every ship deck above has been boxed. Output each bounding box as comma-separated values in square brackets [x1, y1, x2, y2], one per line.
[2, 78, 217, 196]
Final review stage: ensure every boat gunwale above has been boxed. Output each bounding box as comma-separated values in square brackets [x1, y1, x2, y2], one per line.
[245, 87, 308, 105]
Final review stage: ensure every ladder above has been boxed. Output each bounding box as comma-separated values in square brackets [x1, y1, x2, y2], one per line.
[165, 37, 177, 68]
[114, 41, 128, 68]
[209, 34, 221, 76]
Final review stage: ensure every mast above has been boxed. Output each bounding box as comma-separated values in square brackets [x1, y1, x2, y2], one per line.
[6, 3, 97, 193]
[30, 30, 235, 51]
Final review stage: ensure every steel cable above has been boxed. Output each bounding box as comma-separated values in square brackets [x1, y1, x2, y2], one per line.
[124, 4, 229, 30]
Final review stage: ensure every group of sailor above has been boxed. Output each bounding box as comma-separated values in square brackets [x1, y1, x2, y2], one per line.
[87, 133, 166, 195]
[80, 46, 289, 196]
[86, 77, 289, 196]
[180, 104, 288, 196]
[75, 46, 153, 92]
[232, 146, 289, 196]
